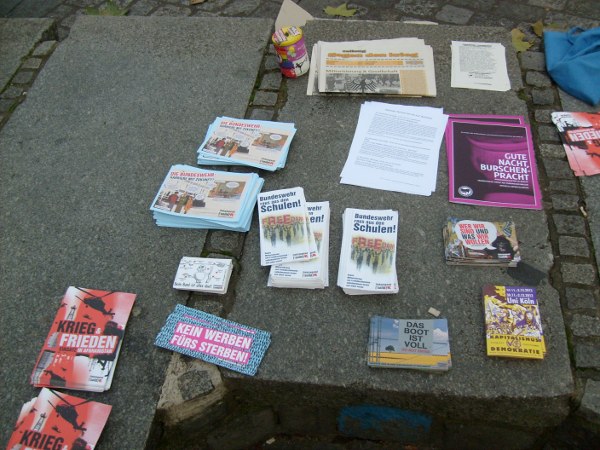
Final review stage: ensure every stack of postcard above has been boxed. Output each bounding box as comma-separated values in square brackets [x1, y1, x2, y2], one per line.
[340, 102, 448, 196]
[443, 217, 521, 267]
[368, 316, 451, 372]
[6, 388, 111, 449]
[337, 208, 399, 295]
[257, 187, 318, 266]
[268, 201, 330, 289]
[30, 287, 136, 392]
[445, 114, 542, 210]
[307, 38, 436, 97]
[150, 164, 264, 231]
[551, 111, 600, 176]
[155, 304, 271, 376]
[173, 257, 233, 294]
[197, 117, 296, 171]
[483, 284, 545, 360]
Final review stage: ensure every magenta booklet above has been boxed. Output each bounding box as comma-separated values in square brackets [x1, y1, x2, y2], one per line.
[446, 120, 542, 210]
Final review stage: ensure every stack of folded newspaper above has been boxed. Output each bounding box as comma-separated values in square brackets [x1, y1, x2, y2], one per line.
[268, 201, 330, 289]
[337, 208, 399, 295]
[150, 164, 263, 231]
[197, 117, 296, 171]
[307, 38, 436, 97]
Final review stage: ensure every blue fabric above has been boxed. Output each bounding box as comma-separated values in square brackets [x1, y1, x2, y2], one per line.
[544, 27, 600, 106]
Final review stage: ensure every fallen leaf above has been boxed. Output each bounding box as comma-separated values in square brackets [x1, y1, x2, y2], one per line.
[85, 1, 128, 16]
[532, 20, 544, 37]
[511, 28, 533, 52]
[324, 3, 357, 17]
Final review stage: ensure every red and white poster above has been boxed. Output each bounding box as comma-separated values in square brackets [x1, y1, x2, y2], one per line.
[31, 287, 136, 392]
[552, 111, 600, 176]
[6, 388, 111, 450]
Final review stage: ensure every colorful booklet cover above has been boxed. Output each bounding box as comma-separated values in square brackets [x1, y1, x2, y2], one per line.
[30, 287, 136, 392]
[173, 257, 233, 294]
[337, 208, 399, 295]
[257, 187, 315, 266]
[482, 284, 545, 359]
[447, 114, 524, 125]
[269, 201, 330, 289]
[6, 388, 111, 450]
[197, 116, 297, 171]
[150, 164, 264, 231]
[155, 304, 271, 376]
[551, 111, 600, 176]
[368, 316, 451, 371]
[446, 120, 542, 210]
[443, 217, 521, 266]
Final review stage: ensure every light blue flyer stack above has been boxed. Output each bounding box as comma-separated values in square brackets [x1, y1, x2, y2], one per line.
[155, 304, 271, 376]
[197, 116, 296, 171]
[149, 164, 263, 231]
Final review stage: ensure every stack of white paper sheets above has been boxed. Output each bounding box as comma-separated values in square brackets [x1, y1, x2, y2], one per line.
[337, 208, 399, 295]
[197, 117, 296, 171]
[268, 201, 330, 289]
[451, 41, 510, 92]
[257, 187, 318, 267]
[173, 257, 233, 294]
[340, 102, 448, 196]
[307, 38, 436, 97]
[150, 164, 263, 231]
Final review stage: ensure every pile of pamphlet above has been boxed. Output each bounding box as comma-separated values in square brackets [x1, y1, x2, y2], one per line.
[268, 201, 330, 289]
[445, 114, 542, 210]
[197, 116, 296, 171]
[307, 38, 436, 97]
[257, 187, 318, 267]
[443, 217, 521, 267]
[173, 257, 233, 294]
[483, 285, 545, 360]
[150, 164, 263, 231]
[7, 388, 112, 449]
[551, 111, 600, 176]
[155, 304, 271, 376]
[337, 208, 399, 295]
[368, 316, 452, 372]
[341, 102, 447, 195]
[30, 287, 136, 392]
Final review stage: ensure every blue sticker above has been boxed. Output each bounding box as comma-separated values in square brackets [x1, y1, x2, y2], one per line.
[155, 304, 270, 376]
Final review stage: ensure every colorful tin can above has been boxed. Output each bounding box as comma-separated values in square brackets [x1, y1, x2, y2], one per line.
[271, 26, 310, 78]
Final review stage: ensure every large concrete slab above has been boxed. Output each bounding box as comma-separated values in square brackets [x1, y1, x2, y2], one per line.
[0, 18, 54, 90]
[229, 21, 573, 429]
[0, 15, 273, 449]
[0, 0, 61, 18]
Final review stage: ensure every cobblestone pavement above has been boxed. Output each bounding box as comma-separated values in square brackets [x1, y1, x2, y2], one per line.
[2, 0, 600, 448]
